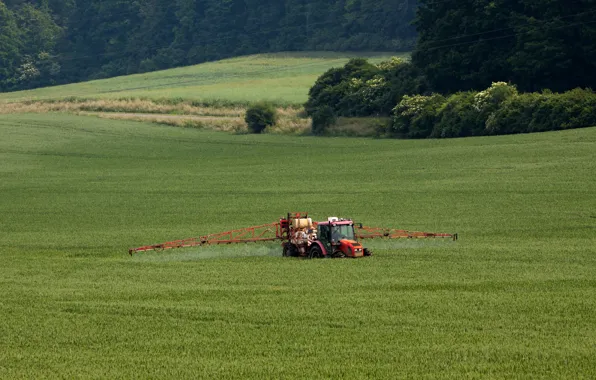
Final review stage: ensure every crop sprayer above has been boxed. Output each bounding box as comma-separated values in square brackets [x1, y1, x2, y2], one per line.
[129, 212, 458, 258]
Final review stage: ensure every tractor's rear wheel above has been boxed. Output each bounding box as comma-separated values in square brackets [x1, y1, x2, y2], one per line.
[308, 245, 323, 259]
[283, 243, 296, 257]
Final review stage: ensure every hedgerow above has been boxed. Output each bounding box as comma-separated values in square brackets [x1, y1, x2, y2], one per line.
[486, 88, 596, 135]
[389, 83, 596, 138]
[308, 57, 596, 138]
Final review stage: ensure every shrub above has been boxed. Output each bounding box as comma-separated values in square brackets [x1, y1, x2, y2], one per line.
[305, 57, 433, 119]
[391, 94, 446, 138]
[544, 88, 596, 130]
[389, 83, 595, 139]
[311, 106, 336, 135]
[245, 102, 278, 133]
[485, 93, 544, 135]
[486, 88, 596, 135]
[305, 59, 379, 114]
[381, 61, 431, 113]
[433, 92, 483, 138]
[306, 58, 388, 118]
[474, 82, 518, 113]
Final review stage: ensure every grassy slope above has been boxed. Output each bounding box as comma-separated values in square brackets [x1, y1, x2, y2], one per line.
[0, 52, 400, 105]
[1, 114, 595, 378]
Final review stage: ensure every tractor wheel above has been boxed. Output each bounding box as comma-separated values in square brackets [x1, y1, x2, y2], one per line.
[308, 245, 323, 259]
[283, 243, 296, 257]
[332, 250, 346, 258]
[363, 248, 372, 256]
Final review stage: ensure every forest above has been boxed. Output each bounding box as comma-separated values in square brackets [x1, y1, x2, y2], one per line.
[305, 0, 596, 138]
[0, 0, 417, 91]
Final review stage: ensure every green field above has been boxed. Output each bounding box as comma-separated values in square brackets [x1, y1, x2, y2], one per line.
[0, 52, 399, 105]
[1, 113, 595, 378]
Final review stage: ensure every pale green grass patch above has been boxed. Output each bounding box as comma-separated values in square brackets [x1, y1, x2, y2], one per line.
[0, 52, 402, 105]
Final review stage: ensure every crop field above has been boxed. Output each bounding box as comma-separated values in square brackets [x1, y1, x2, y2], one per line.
[1, 113, 595, 378]
[0, 52, 399, 106]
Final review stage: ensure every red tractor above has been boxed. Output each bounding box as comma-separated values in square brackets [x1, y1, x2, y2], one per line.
[280, 213, 371, 258]
[129, 212, 457, 258]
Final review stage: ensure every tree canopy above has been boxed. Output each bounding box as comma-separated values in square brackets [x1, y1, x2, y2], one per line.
[0, 0, 418, 91]
[412, 0, 596, 93]
[3, 0, 595, 95]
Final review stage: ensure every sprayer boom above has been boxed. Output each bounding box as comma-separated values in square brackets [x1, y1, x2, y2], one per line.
[129, 223, 282, 255]
[129, 213, 457, 257]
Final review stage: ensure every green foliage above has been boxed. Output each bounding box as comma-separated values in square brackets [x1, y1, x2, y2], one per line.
[0, 2, 20, 90]
[431, 91, 483, 138]
[380, 60, 430, 113]
[0, 0, 417, 90]
[310, 105, 336, 135]
[0, 2, 63, 90]
[1, 113, 596, 377]
[391, 93, 446, 138]
[486, 88, 596, 135]
[245, 102, 278, 133]
[413, 0, 596, 93]
[473, 82, 519, 114]
[14, 4, 62, 56]
[305, 58, 381, 118]
[306, 57, 428, 119]
[430, 82, 518, 138]
[391, 84, 596, 139]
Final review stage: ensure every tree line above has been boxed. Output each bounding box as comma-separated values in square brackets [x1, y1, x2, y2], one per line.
[0, 0, 417, 91]
[306, 0, 596, 137]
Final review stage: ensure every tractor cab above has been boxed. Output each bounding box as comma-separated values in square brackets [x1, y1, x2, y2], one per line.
[317, 217, 368, 258]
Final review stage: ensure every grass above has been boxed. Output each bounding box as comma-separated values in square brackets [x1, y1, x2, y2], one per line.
[1, 113, 595, 378]
[0, 98, 313, 135]
[0, 52, 402, 105]
[0, 98, 312, 135]
[327, 116, 391, 137]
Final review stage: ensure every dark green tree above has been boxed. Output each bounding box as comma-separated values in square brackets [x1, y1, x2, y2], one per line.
[507, 0, 596, 92]
[2, 0, 422, 90]
[245, 101, 278, 133]
[14, 4, 62, 56]
[0, 2, 20, 89]
[412, 0, 596, 93]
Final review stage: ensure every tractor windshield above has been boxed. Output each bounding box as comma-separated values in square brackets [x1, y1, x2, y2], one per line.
[331, 224, 355, 242]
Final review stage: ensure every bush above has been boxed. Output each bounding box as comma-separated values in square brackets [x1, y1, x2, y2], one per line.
[245, 102, 278, 133]
[305, 58, 431, 119]
[389, 83, 595, 139]
[382, 60, 431, 113]
[305, 60, 379, 111]
[473, 82, 518, 114]
[305, 58, 383, 118]
[544, 88, 596, 130]
[310, 106, 336, 135]
[432, 92, 483, 138]
[486, 88, 596, 135]
[391, 94, 446, 138]
[485, 93, 544, 135]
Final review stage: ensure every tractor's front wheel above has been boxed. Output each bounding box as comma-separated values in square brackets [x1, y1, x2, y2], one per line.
[331, 250, 346, 258]
[308, 245, 323, 259]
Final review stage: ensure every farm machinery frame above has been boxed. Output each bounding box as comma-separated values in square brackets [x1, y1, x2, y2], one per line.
[129, 212, 457, 258]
